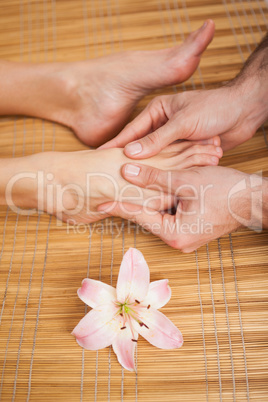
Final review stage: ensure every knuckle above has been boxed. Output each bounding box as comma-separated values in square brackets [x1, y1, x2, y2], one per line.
[144, 130, 161, 148]
[144, 166, 160, 186]
[127, 126, 141, 142]
[150, 94, 167, 107]
[150, 96, 160, 107]
[181, 239, 197, 253]
[172, 175, 183, 192]
[175, 91, 188, 107]
[147, 98, 161, 113]
[124, 121, 132, 130]
[168, 238, 185, 250]
[174, 240, 182, 250]
[155, 95, 168, 107]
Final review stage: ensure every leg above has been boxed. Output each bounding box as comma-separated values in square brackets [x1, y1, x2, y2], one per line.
[0, 21, 215, 147]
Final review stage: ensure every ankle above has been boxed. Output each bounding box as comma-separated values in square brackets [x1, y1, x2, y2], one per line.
[0, 153, 45, 211]
[40, 63, 81, 127]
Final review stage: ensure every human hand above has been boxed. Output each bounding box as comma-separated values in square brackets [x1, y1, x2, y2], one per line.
[102, 74, 268, 156]
[97, 164, 268, 252]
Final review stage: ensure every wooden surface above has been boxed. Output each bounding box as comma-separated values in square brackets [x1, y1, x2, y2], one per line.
[0, 0, 268, 401]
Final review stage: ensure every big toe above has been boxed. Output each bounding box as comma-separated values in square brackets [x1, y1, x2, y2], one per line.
[165, 19, 215, 85]
[184, 19, 215, 56]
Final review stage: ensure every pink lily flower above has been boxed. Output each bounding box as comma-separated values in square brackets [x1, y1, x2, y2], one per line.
[72, 248, 183, 371]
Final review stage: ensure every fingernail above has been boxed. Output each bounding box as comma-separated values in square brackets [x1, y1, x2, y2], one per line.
[124, 164, 140, 177]
[125, 142, 142, 156]
[216, 147, 222, 154]
[211, 156, 218, 164]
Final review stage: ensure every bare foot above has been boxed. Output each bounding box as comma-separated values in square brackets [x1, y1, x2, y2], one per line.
[40, 20, 215, 147]
[41, 137, 222, 224]
[4, 138, 221, 223]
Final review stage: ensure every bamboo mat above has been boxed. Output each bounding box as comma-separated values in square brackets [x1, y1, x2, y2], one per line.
[0, 0, 268, 401]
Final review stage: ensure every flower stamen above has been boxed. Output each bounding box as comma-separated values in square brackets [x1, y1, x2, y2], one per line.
[139, 322, 149, 329]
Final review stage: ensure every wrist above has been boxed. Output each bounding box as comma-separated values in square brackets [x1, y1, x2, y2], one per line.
[240, 77, 268, 130]
[229, 53, 268, 133]
[230, 173, 268, 231]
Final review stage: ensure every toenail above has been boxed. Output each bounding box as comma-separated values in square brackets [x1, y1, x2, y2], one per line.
[124, 164, 141, 177]
[211, 156, 218, 164]
[201, 21, 208, 30]
[125, 142, 142, 156]
[216, 147, 222, 154]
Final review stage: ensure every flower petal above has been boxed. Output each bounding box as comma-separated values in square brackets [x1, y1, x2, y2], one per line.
[77, 278, 116, 308]
[112, 325, 138, 372]
[116, 248, 150, 304]
[142, 279, 171, 309]
[72, 304, 119, 350]
[135, 307, 183, 349]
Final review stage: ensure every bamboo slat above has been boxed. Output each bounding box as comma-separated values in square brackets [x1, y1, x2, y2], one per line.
[0, 1, 268, 401]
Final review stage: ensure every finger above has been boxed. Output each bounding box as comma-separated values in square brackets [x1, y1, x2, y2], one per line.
[121, 164, 196, 196]
[144, 192, 176, 212]
[124, 117, 182, 159]
[113, 181, 176, 212]
[99, 109, 153, 150]
[99, 96, 169, 150]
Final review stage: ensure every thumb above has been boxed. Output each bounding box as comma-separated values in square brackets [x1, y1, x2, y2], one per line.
[124, 118, 182, 159]
[121, 163, 197, 197]
[99, 95, 170, 150]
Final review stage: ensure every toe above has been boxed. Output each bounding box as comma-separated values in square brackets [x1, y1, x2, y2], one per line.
[192, 135, 221, 147]
[185, 19, 215, 56]
[155, 142, 223, 171]
[181, 153, 220, 169]
[159, 143, 222, 170]
[165, 20, 215, 85]
[178, 143, 223, 160]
